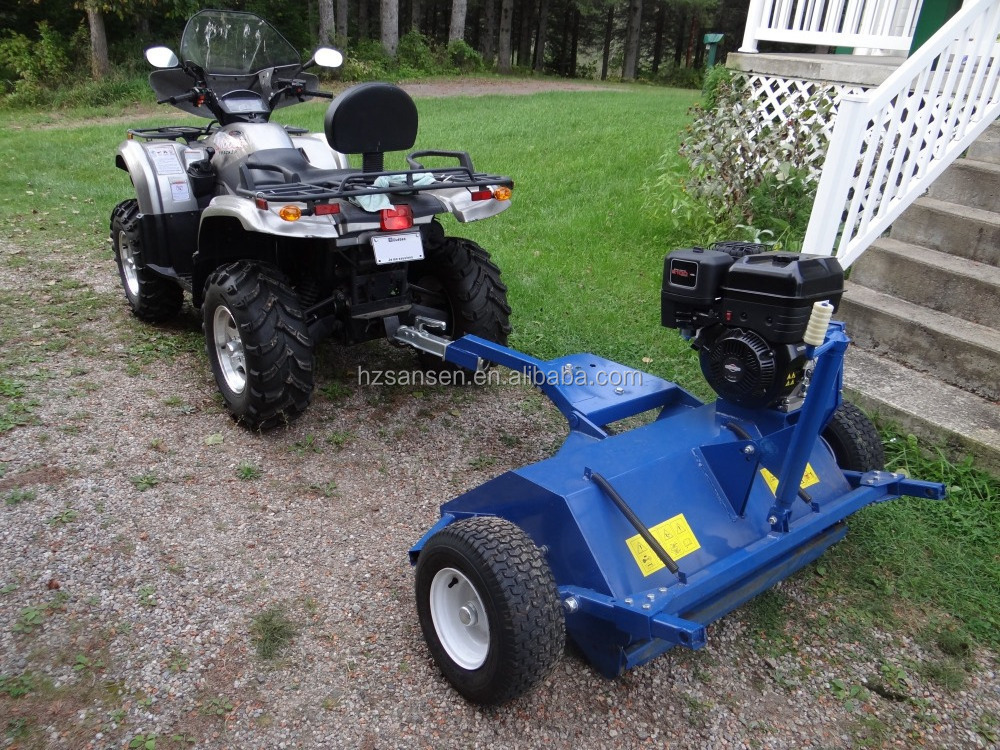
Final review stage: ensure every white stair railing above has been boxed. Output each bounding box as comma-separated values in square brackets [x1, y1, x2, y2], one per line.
[803, 0, 1000, 268]
[740, 0, 921, 53]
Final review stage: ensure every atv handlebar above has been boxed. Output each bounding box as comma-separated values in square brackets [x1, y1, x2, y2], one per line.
[157, 89, 205, 106]
[267, 81, 333, 108]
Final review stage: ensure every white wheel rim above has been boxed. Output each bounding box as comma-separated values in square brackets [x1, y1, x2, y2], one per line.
[429, 567, 490, 670]
[212, 306, 246, 394]
[118, 230, 139, 297]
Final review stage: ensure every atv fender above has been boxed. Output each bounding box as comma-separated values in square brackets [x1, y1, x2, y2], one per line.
[201, 196, 344, 239]
[115, 139, 202, 216]
[430, 187, 513, 223]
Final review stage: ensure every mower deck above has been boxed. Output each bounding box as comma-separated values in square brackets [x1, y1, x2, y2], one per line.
[406, 327, 945, 679]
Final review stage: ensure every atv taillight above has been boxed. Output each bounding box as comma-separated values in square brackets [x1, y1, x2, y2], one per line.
[380, 205, 413, 231]
[255, 197, 268, 210]
[470, 189, 492, 201]
[315, 202, 340, 216]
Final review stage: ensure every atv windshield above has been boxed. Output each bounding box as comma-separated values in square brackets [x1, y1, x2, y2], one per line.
[179, 10, 300, 75]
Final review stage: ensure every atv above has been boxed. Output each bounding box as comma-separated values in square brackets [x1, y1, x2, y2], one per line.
[112, 9, 513, 429]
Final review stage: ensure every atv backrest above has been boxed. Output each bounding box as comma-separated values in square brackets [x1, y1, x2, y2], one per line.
[323, 82, 418, 173]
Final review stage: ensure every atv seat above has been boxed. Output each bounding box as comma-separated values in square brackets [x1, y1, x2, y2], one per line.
[324, 82, 418, 173]
[233, 147, 354, 190]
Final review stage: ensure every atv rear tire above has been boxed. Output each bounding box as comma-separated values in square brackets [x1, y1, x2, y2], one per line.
[111, 199, 183, 322]
[822, 401, 885, 472]
[415, 516, 564, 705]
[202, 262, 314, 430]
[408, 237, 511, 371]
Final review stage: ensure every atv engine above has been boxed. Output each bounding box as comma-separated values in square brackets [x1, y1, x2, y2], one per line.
[661, 243, 844, 409]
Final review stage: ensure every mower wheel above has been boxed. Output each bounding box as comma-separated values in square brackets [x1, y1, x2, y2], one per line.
[408, 237, 511, 371]
[415, 516, 564, 704]
[111, 199, 183, 322]
[822, 401, 885, 472]
[202, 262, 314, 430]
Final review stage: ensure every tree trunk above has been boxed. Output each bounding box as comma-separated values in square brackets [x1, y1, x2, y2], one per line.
[651, 0, 664, 73]
[557, 0, 570, 76]
[532, 0, 549, 72]
[674, 8, 686, 66]
[517, 0, 535, 67]
[319, 0, 337, 44]
[600, 5, 612, 81]
[569, 7, 579, 77]
[449, 0, 468, 41]
[498, 0, 514, 72]
[337, 0, 349, 44]
[685, 13, 697, 67]
[622, 0, 642, 80]
[481, 0, 498, 63]
[359, 0, 370, 40]
[382, 0, 400, 54]
[85, 2, 111, 80]
[410, 0, 422, 31]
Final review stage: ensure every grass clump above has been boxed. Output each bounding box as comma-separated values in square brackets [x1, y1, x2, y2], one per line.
[250, 607, 297, 659]
[825, 427, 1000, 648]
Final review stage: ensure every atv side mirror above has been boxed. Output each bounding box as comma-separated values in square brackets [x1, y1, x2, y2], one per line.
[312, 47, 344, 69]
[145, 46, 179, 69]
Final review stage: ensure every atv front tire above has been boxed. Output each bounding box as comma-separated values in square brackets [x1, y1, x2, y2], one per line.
[111, 199, 183, 322]
[202, 262, 314, 430]
[408, 237, 511, 370]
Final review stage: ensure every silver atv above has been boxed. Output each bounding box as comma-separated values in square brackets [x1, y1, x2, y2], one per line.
[112, 9, 514, 429]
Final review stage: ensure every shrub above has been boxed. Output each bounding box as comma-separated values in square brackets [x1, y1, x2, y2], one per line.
[397, 31, 439, 73]
[648, 71, 832, 246]
[447, 39, 484, 73]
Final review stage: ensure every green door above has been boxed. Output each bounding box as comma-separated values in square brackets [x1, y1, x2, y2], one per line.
[909, 0, 963, 55]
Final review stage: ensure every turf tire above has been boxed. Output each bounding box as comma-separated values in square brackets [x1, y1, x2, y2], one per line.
[415, 516, 565, 705]
[822, 401, 885, 472]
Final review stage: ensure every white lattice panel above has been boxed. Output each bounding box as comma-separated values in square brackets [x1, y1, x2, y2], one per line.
[737, 72, 871, 177]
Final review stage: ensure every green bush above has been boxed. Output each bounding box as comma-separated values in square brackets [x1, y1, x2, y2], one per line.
[397, 31, 440, 73]
[447, 39, 484, 73]
[644, 62, 704, 90]
[647, 72, 832, 246]
[0, 22, 76, 86]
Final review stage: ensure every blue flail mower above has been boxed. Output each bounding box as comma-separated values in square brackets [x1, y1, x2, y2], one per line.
[397, 246, 946, 705]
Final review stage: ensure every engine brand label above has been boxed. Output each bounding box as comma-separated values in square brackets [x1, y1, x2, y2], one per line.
[759, 464, 820, 495]
[626, 513, 701, 577]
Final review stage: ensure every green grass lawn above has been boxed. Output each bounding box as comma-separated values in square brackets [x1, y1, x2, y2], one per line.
[1, 87, 996, 651]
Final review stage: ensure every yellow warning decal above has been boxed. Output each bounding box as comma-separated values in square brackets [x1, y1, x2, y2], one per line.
[626, 513, 701, 577]
[759, 464, 820, 495]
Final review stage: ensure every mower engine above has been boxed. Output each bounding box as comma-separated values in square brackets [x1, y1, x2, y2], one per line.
[661, 243, 844, 409]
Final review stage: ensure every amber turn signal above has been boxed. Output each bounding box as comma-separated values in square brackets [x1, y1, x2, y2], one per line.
[279, 205, 302, 221]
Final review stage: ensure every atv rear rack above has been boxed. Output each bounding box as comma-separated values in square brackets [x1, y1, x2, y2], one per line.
[236, 165, 514, 204]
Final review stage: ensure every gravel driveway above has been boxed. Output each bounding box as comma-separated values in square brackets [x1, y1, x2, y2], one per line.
[1, 79, 998, 749]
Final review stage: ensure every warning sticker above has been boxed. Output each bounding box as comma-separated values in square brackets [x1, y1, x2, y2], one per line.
[626, 513, 701, 577]
[759, 464, 820, 495]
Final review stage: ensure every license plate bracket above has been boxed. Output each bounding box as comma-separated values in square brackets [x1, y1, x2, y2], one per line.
[371, 231, 424, 265]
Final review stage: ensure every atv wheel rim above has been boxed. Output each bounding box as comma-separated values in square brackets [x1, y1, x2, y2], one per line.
[429, 567, 490, 670]
[118, 230, 139, 298]
[212, 306, 247, 395]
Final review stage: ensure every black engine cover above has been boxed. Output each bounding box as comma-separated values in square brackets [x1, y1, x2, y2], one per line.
[662, 246, 843, 407]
